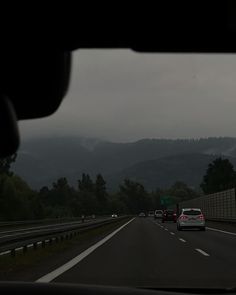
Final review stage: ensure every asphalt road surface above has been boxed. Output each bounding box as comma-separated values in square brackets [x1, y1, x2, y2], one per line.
[36, 217, 236, 289]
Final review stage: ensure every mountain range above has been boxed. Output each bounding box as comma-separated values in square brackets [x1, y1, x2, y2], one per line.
[12, 136, 236, 191]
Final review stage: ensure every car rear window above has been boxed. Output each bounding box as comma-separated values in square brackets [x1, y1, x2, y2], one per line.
[183, 210, 201, 215]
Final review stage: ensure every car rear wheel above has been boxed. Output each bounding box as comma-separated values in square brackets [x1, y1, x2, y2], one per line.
[200, 227, 206, 231]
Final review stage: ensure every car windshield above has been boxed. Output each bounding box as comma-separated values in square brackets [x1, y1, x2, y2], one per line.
[183, 210, 201, 215]
[1, 50, 236, 290]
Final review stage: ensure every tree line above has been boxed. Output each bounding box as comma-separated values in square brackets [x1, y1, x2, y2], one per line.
[0, 155, 235, 221]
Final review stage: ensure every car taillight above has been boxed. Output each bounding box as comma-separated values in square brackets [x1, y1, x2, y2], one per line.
[179, 215, 188, 220]
[197, 214, 204, 220]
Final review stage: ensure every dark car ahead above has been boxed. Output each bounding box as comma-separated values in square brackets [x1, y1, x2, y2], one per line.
[162, 210, 177, 223]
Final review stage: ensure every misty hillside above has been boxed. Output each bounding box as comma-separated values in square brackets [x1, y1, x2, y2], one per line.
[12, 136, 236, 190]
[107, 153, 236, 191]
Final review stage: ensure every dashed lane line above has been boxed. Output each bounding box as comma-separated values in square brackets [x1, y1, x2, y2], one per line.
[0, 250, 10, 256]
[15, 247, 23, 251]
[179, 238, 186, 243]
[149, 220, 210, 257]
[195, 248, 210, 256]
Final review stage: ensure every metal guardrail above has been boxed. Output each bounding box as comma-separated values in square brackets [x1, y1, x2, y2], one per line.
[0, 218, 80, 227]
[179, 188, 236, 222]
[0, 215, 109, 228]
[0, 216, 130, 257]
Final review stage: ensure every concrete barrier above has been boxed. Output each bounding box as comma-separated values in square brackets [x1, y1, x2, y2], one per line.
[179, 188, 236, 222]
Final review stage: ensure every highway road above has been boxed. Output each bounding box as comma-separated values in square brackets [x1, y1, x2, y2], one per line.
[35, 217, 236, 289]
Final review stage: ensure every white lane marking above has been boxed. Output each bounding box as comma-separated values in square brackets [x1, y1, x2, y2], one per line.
[15, 247, 23, 251]
[179, 238, 186, 243]
[207, 227, 236, 236]
[170, 232, 175, 235]
[0, 250, 10, 256]
[36, 218, 135, 283]
[165, 228, 168, 231]
[195, 248, 209, 256]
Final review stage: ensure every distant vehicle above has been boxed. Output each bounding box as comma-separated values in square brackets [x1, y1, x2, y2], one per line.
[81, 214, 85, 223]
[111, 214, 118, 218]
[162, 210, 177, 223]
[139, 212, 146, 217]
[148, 211, 154, 217]
[154, 210, 163, 219]
[177, 208, 205, 231]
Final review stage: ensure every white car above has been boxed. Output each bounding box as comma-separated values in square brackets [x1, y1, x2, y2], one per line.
[154, 210, 163, 219]
[177, 208, 205, 231]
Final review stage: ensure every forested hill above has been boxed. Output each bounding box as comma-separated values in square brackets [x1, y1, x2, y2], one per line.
[12, 136, 236, 190]
[107, 153, 236, 191]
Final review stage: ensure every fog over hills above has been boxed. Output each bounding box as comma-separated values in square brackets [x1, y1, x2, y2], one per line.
[12, 136, 236, 190]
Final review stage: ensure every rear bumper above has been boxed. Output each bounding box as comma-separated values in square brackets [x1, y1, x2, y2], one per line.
[178, 221, 205, 227]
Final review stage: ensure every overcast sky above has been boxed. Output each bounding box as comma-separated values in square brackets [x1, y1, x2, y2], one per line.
[19, 50, 236, 142]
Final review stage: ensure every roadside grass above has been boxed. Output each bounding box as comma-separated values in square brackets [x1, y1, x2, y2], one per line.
[0, 218, 130, 277]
